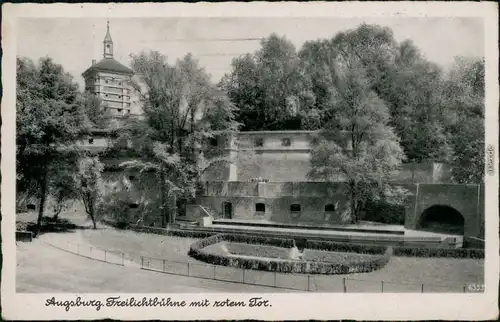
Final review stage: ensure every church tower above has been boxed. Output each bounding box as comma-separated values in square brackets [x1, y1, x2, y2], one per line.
[82, 21, 134, 125]
[103, 21, 114, 59]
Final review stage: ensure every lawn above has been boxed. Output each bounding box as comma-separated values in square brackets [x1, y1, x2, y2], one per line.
[16, 240, 295, 293]
[80, 226, 200, 266]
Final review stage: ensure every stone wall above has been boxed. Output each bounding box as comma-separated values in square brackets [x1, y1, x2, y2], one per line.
[205, 131, 455, 183]
[405, 183, 484, 239]
[196, 181, 484, 238]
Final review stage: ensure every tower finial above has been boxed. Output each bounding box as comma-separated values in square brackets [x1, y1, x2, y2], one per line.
[103, 19, 113, 58]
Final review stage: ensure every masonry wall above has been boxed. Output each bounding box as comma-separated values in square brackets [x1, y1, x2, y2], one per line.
[196, 181, 484, 238]
[404, 183, 483, 238]
[224, 131, 454, 183]
[197, 182, 377, 225]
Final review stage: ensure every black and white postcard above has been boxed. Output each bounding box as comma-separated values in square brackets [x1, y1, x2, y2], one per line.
[2, 2, 498, 320]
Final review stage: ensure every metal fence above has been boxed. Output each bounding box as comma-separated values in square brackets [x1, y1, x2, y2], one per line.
[139, 254, 473, 293]
[44, 240, 477, 293]
[44, 240, 126, 266]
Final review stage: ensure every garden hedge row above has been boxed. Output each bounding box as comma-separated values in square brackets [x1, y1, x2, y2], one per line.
[102, 219, 216, 239]
[305, 239, 387, 255]
[392, 246, 485, 259]
[306, 239, 485, 259]
[188, 234, 391, 275]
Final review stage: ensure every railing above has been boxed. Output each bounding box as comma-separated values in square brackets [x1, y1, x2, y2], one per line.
[44, 240, 479, 293]
[44, 240, 126, 266]
[139, 254, 474, 293]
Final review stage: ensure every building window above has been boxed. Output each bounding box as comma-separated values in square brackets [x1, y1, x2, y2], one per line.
[325, 204, 335, 212]
[255, 138, 264, 147]
[255, 203, 266, 212]
[281, 138, 291, 147]
[88, 138, 94, 144]
[209, 137, 218, 146]
[290, 204, 301, 212]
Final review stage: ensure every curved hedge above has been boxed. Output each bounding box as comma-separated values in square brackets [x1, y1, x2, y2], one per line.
[305, 239, 387, 255]
[392, 246, 485, 259]
[188, 234, 391, 275]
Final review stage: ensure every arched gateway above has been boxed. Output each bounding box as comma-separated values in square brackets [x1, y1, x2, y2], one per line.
[417, 205, 465, 235]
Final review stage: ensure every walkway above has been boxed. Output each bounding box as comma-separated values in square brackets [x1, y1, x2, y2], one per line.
[17, 233, 297, 293]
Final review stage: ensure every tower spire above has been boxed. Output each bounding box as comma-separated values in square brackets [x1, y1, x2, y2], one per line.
[103, 19, 113, 58]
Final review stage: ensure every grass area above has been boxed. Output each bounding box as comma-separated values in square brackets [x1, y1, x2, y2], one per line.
[302, 249, 377, 263]
[16, 240, 293, 293]
[80, 226, 200, 265]
[224, 242, 292, 259]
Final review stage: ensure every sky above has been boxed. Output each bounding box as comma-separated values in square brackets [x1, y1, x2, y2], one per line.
[17, 17, 484, 91]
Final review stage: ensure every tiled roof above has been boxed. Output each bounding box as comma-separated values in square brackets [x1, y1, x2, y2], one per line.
[82, 58, 134, 76]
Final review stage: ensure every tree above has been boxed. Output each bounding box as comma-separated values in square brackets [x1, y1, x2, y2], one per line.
[48, 159, 79, 219]
[79, 91, 111, 129]
[221, 33, 316, 130]
[75, 157, 104, 229]
[16, 57, 87, 235]
[300, 24, 452, 162]
[108, 51, 239, 226]
[308, 61, 408, 223]
[442, 57, 485, 183]
[383, 40, 452, 162]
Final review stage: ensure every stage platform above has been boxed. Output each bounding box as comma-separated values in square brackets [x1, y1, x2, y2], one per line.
[178, 218, 463, 248]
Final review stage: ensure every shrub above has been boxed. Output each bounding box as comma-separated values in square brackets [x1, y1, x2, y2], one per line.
[393, 246, 484, 259]
[362, 200, 406, 225]
[305, 239, 387, 255]
[101, 219, 216, 238]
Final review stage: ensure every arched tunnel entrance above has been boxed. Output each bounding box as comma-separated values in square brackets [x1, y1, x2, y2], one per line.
[418, 205, 465, 235]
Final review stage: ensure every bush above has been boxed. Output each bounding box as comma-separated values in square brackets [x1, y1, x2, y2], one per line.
[362, 200, 406, 225]
[305, 239, 387, 255]
[393, 246, 484, 259]
[101, 219, 216, 238]
[188, 234, 391, 275]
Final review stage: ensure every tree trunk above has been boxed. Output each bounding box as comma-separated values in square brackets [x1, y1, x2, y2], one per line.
[350, 180, 358, 224]
[53, 194, 63, 220]
[90, 213, 97, 229]
[88, 197, 97, 229]
[35, 170, 48, 236]
[159, 167, 166, 228]
[171, 194, 177, 224]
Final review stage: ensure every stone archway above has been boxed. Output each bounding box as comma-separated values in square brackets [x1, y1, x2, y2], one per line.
[417, 205, 465, 235]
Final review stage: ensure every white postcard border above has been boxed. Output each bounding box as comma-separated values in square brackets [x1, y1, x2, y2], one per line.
[2, 2, 498, 320]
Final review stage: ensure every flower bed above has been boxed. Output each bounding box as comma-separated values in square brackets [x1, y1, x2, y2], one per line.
[305, 239, 387, 255]
[226, 242, 293, 259]
[301, 249, 376, 264]
[188, 234, 391, 275]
